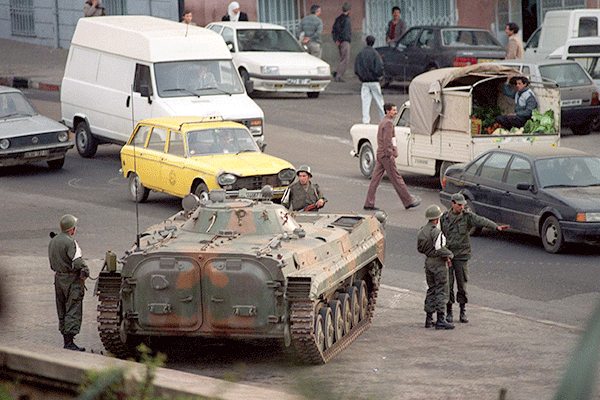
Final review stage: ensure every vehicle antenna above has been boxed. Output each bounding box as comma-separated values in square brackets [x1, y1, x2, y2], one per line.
[130, 84, 141, 250]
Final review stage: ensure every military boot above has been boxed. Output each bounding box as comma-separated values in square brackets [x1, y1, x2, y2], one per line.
[446, 303, 453, 323]
[460, 304, 469, 323]
[63, 334, 86, 352]
[425, 312, 434, 328]
[435, 312, 455, 330]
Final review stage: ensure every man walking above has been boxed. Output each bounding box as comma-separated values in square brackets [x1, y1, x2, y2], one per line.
[332, 2, 352, 82]
[298, 5, 323, 58]
[48, 214, 90, 351]
[355, 35, 385, 124]
[505, 22, 524, 59]
[363, 102, 420, 211]
[440, 193, 509, 323]
[417, 205, 455, 330]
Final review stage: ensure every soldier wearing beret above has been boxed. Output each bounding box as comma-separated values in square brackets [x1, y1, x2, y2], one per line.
[440, 193, 509, 323]
[48, 214, 89, 351]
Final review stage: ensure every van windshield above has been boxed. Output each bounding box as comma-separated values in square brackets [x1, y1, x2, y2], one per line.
[154, 60, 245, 97]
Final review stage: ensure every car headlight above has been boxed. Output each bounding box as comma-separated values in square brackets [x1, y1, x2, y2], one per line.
[0, 139, 10, 150]
[217, 173, 237, 186]
[58, 131, 69, 142]
[261, 66, 280, 75]
[317, 66, 330, 75]
[278, 168, 296, 184]
[577, 212, 600, 222]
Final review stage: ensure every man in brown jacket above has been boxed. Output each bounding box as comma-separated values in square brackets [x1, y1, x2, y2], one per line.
[363, 102, 420, 211]
[505, 22, 524, 59]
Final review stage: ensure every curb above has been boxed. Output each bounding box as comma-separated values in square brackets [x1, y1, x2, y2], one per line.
[0, 76, 60, 91]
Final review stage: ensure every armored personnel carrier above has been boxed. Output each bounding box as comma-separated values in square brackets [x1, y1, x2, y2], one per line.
[96, 188, 386, 364]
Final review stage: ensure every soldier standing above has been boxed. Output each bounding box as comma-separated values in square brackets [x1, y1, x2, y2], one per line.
[48, 214, 89, 351]
[417, 205, 454, 330]
[440, 193, 509, 323]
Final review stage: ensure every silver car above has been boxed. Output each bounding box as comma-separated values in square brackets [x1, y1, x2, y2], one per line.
[494, 59, 600, 135]
[0, 86, 72, 169]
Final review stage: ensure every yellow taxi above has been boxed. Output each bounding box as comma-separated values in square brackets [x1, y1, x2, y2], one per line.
[120, 116, 295, 202]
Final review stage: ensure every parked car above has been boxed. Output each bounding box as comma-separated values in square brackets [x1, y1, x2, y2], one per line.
[0, 85, 73, 169]
[377, 26, 505, 85]
[440, 147, 600, 253]
[493, 59, 600, 135]
[120, 116, 295, 203]
[206, 21, 331, 98]
[548, 36, 600, 86]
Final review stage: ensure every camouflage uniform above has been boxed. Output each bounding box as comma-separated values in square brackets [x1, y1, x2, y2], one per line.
[48, 232, 89, 338]
[440, 209, 498, 307]
[281, 181, 323, 211]
[417, 221, 454, 314]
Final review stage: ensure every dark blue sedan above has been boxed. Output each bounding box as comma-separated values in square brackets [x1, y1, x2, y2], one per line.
[440, 147, 600, 253]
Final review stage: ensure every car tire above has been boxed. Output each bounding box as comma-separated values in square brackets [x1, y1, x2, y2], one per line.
[193, 182, 210, 202]
[74, 121, 98, 158]
[465, 198, 482, 236]
[571, 123, 593, 136]
[129, 172, 150, 203]
[239, 69, 253, 95]
[541, 216, 564, 253]
[307, 92, 319, 98]
[359, 142, 375, 178]
[47, 157, 65, 170]
[439, 161, 454, 187]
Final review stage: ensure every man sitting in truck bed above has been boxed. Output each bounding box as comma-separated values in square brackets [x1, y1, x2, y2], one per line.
[496, 76, 538, 129]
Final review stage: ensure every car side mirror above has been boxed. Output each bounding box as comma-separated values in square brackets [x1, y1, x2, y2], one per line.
[244, 79, 254, 94]
[226, 41, 235, 52]
[140, 85, 152, 104]
[395, 43, 407, 52]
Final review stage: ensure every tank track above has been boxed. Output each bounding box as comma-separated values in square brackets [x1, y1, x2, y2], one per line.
[288, 265, 382, 364]
[96, 271, 135, 359]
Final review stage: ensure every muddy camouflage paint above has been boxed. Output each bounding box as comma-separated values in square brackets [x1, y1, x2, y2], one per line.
[97, 192, 386, 364]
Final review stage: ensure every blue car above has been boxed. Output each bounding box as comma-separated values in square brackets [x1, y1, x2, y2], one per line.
[440, 147, 600, 253]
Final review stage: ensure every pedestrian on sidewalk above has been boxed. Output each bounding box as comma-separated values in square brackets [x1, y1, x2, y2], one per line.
[363, 102, 420, 211]
[48, 214, 90, 351]
[222, 1, 248, 21]
[417, 205, 454, 330]
[386, 6, 406, 45]
[354, 35, 385, 124]
[440, 193, 509, 324]
[332, 2, 352, 82]
[298, 5, 323, 58]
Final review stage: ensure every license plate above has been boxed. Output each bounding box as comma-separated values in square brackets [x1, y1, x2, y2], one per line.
[242, 190, 263, 199]
[561, 99, 583, 106]
[24, 150, 49, 158]
[287, 78, 311, 85]
[477, 59, 500, 64]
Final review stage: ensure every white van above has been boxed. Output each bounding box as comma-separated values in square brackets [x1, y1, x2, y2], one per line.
[549, 37, 600, 87]
[524, 9, 600, 62]
[61, 16, 264, 157]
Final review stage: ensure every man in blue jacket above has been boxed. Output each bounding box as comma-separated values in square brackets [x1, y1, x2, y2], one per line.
[355, 35, 385, 124]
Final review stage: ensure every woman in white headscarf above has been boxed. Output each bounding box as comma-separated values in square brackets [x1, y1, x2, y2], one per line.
[222, 1, 249, 21]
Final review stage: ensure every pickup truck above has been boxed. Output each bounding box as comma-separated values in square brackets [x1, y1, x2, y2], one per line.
[350, 64, 561, 184]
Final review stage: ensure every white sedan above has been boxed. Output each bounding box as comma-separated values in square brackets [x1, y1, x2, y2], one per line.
[206, 21, 331, 98]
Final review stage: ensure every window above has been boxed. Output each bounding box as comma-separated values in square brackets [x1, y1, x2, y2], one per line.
[399, 28, 421, 46]
[524, 28, 541, 50]
[221, 27, 234, 47]
[578, 17, 598, 37]
[479, 152, 511, 181]
[10, 0, 34, 37]
[417, 30, 435, 48]
[133, 64, 152, 95]
[538, 63, 592, 87]
[146, 128, 167, 151]
[465, 153, 488, 175]
[167, 131, 185, 157]
[396, 108, 410, 127]
[131, 125, 151, 147]
[505, 156, 533, 185]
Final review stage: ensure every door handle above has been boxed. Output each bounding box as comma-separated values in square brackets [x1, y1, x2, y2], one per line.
[126, 95, 130, 107]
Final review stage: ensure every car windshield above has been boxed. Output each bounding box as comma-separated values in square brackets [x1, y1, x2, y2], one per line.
[154, 60, 244, 97]
[536, 156, 600, 187]
[186, 127, 260, 156]
[442, 29, 501, 47]
[538, 63, 593, 87]
[0, 92, 38, 119]
[236, 29, 304, 52]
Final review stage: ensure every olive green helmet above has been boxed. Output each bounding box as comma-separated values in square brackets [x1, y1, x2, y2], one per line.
[425, 205, 443, 220]
[296, 165, 312, 177]
[60, 214, 78, 232]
